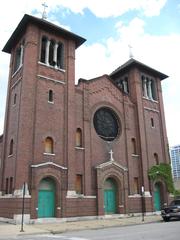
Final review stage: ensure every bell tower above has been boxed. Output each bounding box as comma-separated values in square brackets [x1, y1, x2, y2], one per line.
[1, 14, 86, 198]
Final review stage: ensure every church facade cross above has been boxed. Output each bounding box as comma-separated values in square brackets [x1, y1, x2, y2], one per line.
[109, 149, 114, 161]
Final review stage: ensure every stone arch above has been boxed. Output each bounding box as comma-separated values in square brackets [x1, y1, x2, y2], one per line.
[96, 164, 128, 215]
[31, 166, 66, 219]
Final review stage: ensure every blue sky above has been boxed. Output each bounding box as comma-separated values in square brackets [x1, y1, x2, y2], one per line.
[0, 0, 180, 146]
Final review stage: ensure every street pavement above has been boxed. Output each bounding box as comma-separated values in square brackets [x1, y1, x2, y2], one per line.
[0, 214, 162, 239]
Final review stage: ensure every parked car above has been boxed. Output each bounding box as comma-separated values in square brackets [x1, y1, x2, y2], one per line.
[161, 199, 180, 222]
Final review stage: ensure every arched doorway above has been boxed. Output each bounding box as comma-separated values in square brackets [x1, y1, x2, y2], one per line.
[104, 178, 117, 214]
[154, 182, 162, 211]
[38, 177, 55, 218]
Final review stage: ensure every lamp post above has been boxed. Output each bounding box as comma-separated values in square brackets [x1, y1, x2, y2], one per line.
[20, 182, 25, 232]
[141, 186, 145, 222]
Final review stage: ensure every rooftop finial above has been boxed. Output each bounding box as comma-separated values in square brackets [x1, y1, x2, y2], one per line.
[42, 2, 48, 19]
[128, 44, 134, 59]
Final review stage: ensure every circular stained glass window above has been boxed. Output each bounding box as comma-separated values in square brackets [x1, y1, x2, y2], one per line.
[93, 107, 120, 141]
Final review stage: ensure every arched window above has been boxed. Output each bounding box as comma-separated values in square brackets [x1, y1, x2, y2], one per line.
[45, 137, 54, 154]
[131, 138, 136, 155]
[154, 153, 159, 165]
[48, 90, 54, 103]
[76, 128, 82, 147]
[9, 139, 14, 155]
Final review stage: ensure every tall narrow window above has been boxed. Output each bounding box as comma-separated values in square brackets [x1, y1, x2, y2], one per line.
[76, 128, 82, 147]
[48, 90, 54, 103]
[142, 75, 147, 98]
[134, 177, 139, 194]
[40, 36, 47, 63]
[45, 137, 54, 154]
[131, 138, 136, 155]
[9, 177, 13, 194]
[151, 79, 157, 100]
[13, 94, 17, 105]
[49, 40, 55, 66]
[13, 43, 24, 73]
[116, 76, 129, 94]
[154, 153, 159, 165]
[122, 77, 129, 93]
[141, 75, 157, 101]
[57, 42, 64, 69]
[75, 174, 83, 194]
[151, 118, 154, 127]
[5, 178, 9, 194]
[9, 139, 14, 155]
[14, 47, 21, 73]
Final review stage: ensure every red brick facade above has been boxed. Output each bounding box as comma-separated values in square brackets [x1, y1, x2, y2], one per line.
[0, 14, 171, 222]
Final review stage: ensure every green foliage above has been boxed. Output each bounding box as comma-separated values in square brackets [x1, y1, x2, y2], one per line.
[148, 163, 175, 193]
[174, 189, 180, 197]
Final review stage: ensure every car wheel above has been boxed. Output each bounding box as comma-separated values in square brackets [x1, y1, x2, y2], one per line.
[163, 217, 170, 222]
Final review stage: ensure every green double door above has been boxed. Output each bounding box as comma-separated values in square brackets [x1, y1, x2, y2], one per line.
[38, 178, 55, 218]
[104, 178, 117, 214]
[154, 183, 161, 211]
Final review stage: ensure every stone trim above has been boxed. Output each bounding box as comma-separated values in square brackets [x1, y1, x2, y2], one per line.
[31, 161, 67, 170]
[144, 106, 159, 112]
[37, 74, 65, 85]
[128, 194, 142, 198]
[66, 190, 96, 199]
[75, 147, 85, 150]
[96, 160, 128, 172]
[11, 76, 22, 89]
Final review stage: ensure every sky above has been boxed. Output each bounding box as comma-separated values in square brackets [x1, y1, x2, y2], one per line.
[0, 0, 180, 147]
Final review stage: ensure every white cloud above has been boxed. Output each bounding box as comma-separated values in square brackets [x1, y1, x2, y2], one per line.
[140, 0, 167, 16]
[49, 0, 167, 17]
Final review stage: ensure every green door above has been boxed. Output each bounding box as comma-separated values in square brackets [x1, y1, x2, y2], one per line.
[104, 178, 117, 214]
[38, 178, 55, 218]
[154, 184, 161, 211]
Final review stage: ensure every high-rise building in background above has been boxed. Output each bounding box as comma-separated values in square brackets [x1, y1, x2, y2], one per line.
[170, 145, 180, 179]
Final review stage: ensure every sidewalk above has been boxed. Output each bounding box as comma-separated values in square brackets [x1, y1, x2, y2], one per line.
[0, 214, 162, 239]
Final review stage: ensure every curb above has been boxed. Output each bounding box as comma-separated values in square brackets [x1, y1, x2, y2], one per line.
[48, 219, 162, 235]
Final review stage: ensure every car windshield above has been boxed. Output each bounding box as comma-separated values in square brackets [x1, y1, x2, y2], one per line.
[170, 200, 180, 206]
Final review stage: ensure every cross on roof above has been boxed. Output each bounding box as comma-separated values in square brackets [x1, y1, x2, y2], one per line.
[128, 44, 134, 59]
[42, 2, 48, 19]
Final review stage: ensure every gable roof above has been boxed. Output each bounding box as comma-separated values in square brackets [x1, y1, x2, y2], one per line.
[3, 14, 86, 53]
[110, 58, 168, 80]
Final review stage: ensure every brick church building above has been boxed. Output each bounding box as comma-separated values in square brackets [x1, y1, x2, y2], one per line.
[0, 14, 170, 223]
